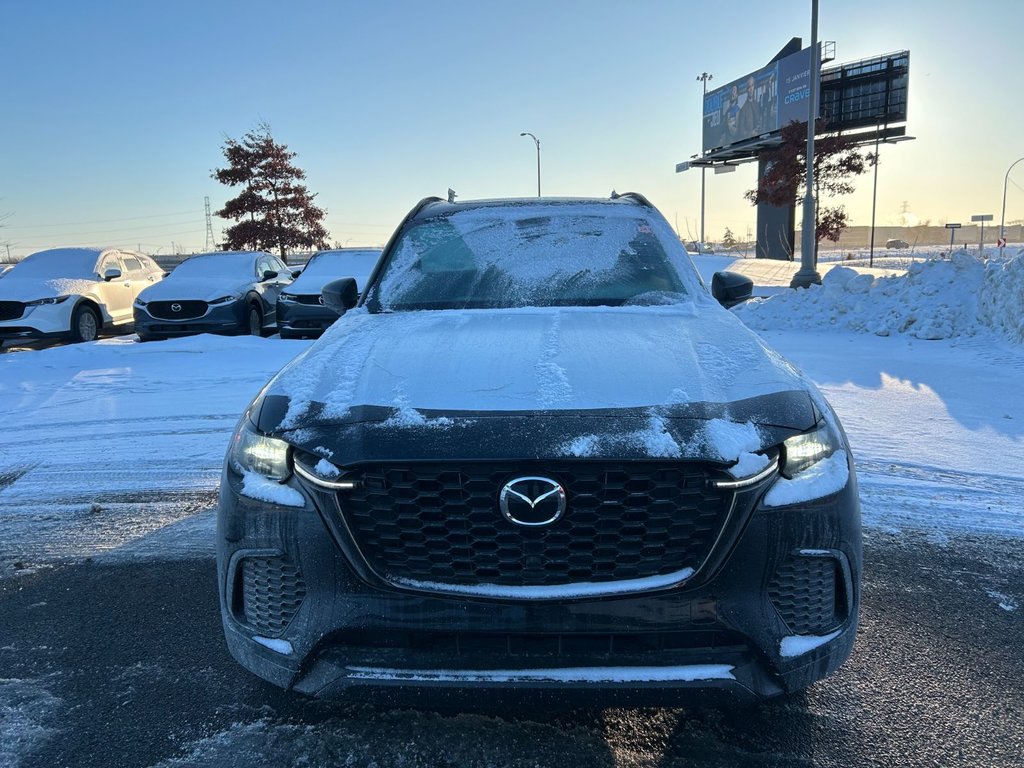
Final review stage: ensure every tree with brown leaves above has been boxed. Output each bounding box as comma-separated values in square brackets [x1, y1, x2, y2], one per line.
[213, 124, 329, 259]
[745, 120, 875, 262]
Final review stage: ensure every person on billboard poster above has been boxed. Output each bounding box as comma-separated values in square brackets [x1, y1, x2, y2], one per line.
[724, 85, 740, 143]
[763, 71, 778, 133]
[738, 76, 759, 138]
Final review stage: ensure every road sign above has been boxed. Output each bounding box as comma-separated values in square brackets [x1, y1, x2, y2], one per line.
[945, 223, 962, 229]
[675, 161, 691, 173]
[971, 214, 993, 252]
[997, 237, 1007, 247]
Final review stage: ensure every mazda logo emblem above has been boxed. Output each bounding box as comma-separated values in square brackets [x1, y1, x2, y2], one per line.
[318, 295, 325, 305]
[499, 476, 566, 527]
[171, 303, 181, 313]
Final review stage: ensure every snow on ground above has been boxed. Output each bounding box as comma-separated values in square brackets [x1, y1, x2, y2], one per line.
[0, 248, 1022, 570]
[0, 678, 61, 768]
[0, 335, 303, 566]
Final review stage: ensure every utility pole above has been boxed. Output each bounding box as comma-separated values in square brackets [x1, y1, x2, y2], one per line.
[204, 196, 216, 252]
[792, 0, 822, 288]
[697, 72, 713, 247]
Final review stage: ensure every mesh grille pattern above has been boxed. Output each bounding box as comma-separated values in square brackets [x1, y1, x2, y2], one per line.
[0, 301, 25, 321]
[768, 556, 839, 635]
[337, 461, 732, 588]
[240, 556, 306, 635]
[291, 294, 324, 305]
[147, 300, 209, 320]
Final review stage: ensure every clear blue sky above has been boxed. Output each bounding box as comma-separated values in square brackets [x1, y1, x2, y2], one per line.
[2, 0, 1021, 257]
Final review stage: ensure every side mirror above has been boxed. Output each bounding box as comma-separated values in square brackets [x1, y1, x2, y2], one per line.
[290, 269, 302, 278]
[711, 271, 754, 308]
[321, 277, 358, 315]
[103, 267, 122, 282]
[261, 270, 279, 281]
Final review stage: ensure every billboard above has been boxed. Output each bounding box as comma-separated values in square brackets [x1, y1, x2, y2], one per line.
[702, 46, 818, 153]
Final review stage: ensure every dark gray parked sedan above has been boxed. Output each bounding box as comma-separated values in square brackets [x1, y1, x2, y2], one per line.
[277, 248, 381, 339]
[134, 251, 293, 340]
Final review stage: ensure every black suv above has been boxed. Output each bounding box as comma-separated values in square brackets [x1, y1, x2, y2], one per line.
[218, 194, 861, 704]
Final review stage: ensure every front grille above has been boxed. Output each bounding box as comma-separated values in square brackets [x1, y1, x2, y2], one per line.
[147, 300, 208, 320]
[768, 556, 840, 635]
[335, 461, 733, 589]
[292, 294, 324, 306]
[0, 301, 25, 321]
[238, 555, 307, 635]
[332, 628, 740, 658]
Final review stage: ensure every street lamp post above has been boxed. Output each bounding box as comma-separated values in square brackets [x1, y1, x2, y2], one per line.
[520, 132, 541, 197]
[792, 0, 822, 288]
[869, 122, 881, 268]
[1000, 156, 1024, 256]
[697, 72, 713, 247]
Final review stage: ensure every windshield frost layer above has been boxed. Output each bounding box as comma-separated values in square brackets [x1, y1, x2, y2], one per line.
[172, 253, 255, 279]
[371, 205, 693, 311]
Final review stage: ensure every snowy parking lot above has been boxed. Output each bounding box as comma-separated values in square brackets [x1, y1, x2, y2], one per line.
[2, 250, 1023, 766]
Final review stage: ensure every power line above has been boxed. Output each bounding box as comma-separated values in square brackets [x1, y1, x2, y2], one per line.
[5, 218, 202, 239]
[3, 210, 201, 230]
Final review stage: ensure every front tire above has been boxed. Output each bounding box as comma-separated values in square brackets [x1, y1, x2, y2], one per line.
[70, 304, 101, 343]
[247, 304, 263, 336]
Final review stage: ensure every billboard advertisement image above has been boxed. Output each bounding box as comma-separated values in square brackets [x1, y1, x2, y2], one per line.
[702, 46, 817, 154]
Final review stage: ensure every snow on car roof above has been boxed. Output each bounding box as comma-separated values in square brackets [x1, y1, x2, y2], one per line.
[13, 248, 106, 278]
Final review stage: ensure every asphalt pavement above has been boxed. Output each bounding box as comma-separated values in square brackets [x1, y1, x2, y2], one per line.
[1, 528, 1022, 768]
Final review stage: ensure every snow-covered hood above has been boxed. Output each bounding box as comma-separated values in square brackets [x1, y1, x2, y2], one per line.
[255, 304, 820, 462]
[138, 277, 252, 303]
[0, 276, 99, 302]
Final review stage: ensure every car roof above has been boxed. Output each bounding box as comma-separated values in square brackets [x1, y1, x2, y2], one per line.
[410, 194, 654, 222]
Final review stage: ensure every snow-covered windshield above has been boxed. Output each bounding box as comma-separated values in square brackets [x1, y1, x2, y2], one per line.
[368, 204, 692, 311]
[171, 252, 256, 279]
[9, 249, 100, 279]
[302, 249, 381, 287]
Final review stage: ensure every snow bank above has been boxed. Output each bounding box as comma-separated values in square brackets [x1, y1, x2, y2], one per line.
[735, 250, 1024, 343]
[978, 251, 1024, 343]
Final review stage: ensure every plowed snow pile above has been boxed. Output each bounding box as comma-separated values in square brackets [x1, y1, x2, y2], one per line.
[734, 249, 1024, 342]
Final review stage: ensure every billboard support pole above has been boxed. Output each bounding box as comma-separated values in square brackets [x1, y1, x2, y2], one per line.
[697, 72, 713, 246]
[869, 121, 881, 268]
[792, 0, 822, 288]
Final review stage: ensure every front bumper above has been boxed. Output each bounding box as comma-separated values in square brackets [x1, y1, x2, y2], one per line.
[0, 301, 75, 339]
[134, 301, 246, 337]
[217, 461, 861, 704]
[276, 300, 339, 337]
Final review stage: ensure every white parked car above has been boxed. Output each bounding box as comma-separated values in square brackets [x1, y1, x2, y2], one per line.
[0, 247, 164, 344]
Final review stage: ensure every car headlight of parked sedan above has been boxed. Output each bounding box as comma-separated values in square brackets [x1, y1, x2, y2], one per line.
[26, 296, 70, 306]
[209, 294, 241, 305]
[780, 421, 841, 479]
[278, 292, 297, 303]
[229, 420, 290, 481]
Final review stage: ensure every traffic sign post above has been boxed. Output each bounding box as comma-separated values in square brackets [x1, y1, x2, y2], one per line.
[945, 222, 961, 255]
[971, 214, 993, 254]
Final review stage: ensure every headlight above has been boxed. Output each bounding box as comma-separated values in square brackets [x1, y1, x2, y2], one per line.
[279, 292, 296, 303]
[26, 296, 70, 306]
[209, 295, 240, 305]
[134, 298, 148, 307]
[229, 421, 290, 481]
[781, 422, 840, 479]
